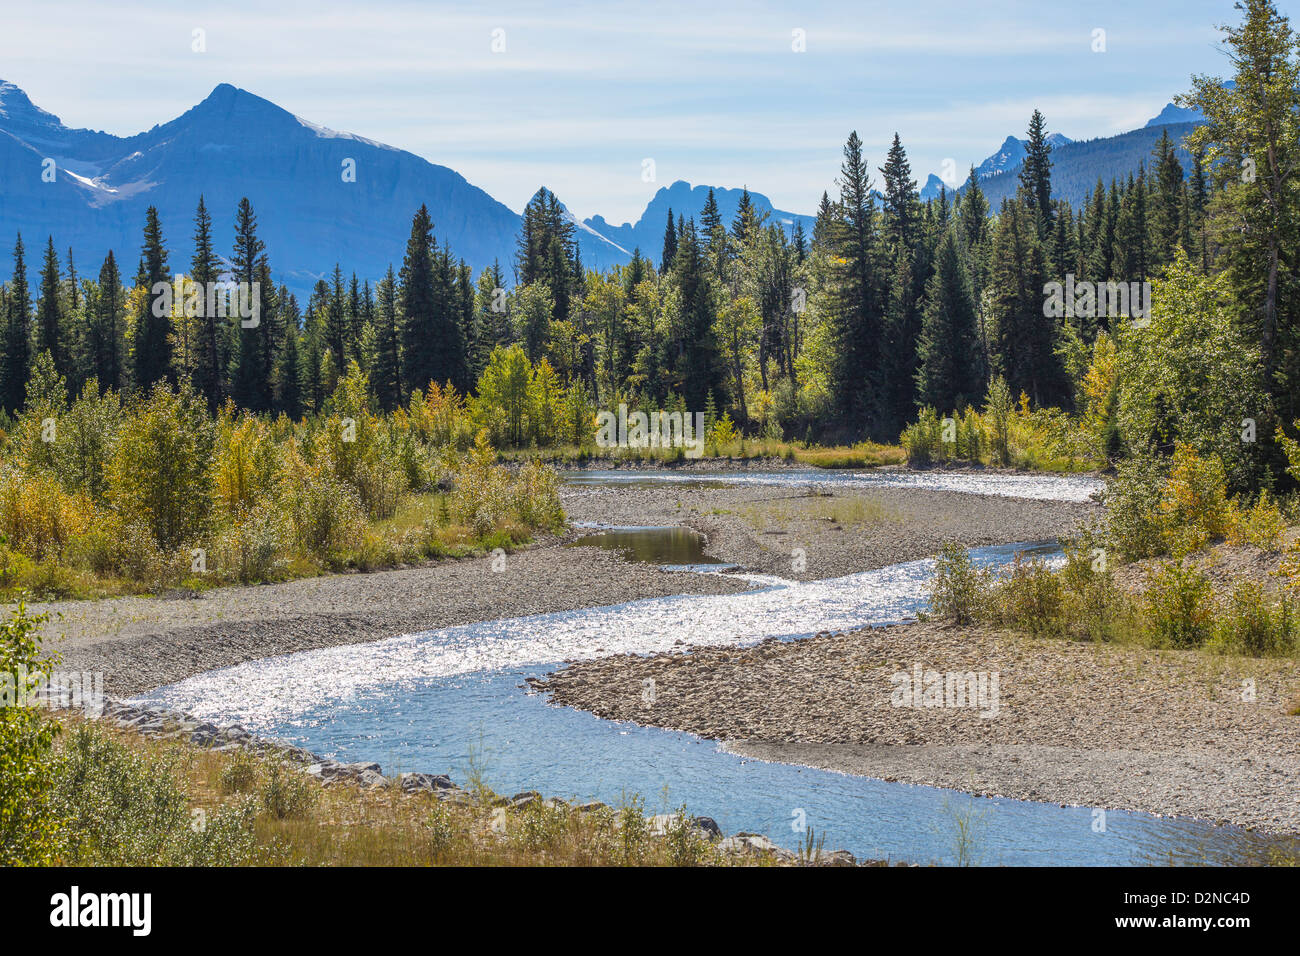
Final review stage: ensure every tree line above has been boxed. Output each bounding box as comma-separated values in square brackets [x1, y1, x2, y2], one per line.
[1, 1, 1295, 457]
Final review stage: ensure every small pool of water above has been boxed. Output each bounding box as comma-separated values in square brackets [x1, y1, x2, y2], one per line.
[566, 526, 730, 571]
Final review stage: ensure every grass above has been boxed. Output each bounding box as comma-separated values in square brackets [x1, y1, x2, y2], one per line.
[738, 492, 900, 531]
[0, 491, 540, 603]
[38, 716, 788, 867]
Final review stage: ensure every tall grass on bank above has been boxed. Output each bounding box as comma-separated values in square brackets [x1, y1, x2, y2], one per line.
[927, 541, 1300, 658]
[901, 378, 1101, 473]
[0, 361, 565, 600]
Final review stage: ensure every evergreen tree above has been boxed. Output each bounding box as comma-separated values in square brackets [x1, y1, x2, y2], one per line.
[372, 265, 403, 409]
[660, 208, 677, 274]
[0, 234, 31, 413]
[828, 131, 887, 435]
[400, 204, 467, 394]
[35, 237, 66, 383]
[275, 292, 303, 419]
[229, 197, 270, 410]
[132, 207, 171, 389]
[1017, 110, 1055, 241]
[988, 200, 1069, 407]
[88, 251, 124, 391]
[879, 133, 921, 256]
[190, 195, 223, 408]
[916, 231, 984, 410]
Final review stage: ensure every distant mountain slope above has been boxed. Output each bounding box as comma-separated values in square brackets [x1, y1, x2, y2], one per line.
[921, 132, 1072, 200]
[971, 121, 1199, 208]
[583, 180, 815, 260]
[0, 80, 631, 295]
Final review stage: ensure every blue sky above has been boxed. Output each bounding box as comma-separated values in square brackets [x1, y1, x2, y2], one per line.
[0, 0, 1290, 222]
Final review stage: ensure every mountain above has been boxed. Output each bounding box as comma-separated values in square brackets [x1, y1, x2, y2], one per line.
[1145, 101, 1204, 127]
[0, 80, 631, 296]
[970, 121, 1199, 209]
[919, 132, 1072, 200]
[583, 180, 816, 261]
[977, 132, 1074, 180]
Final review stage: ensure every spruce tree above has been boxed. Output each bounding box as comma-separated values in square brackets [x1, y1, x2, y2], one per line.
[660, 209, 677, 274]
[372, 265, 403, 409]
[0, 234, 31, 413]
[916, 231, 984, 410]
[828, 131, 886, 435]
[400, 204, 467, 394]
[133, 207, 171, 389]
[1017, 110, 1055, 241]
[90, 250, 124, 391]
[229, 197, 270, 410]
[35, 237, 66, 382]
[191, 195, 223, 407]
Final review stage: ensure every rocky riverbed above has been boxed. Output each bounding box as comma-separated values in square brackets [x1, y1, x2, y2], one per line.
[562, 476, 1097, 579]
[41, 472, 1095, 694]
[537, 620, 1300, 837]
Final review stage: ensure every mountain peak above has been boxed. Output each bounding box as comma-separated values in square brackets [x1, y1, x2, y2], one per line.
[0, 78, 65, 130]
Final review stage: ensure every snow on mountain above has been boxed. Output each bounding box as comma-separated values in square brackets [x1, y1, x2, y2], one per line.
[0, 80, 631, 295]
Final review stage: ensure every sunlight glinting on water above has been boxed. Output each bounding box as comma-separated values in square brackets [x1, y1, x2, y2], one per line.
[562, 469, 1103, 503]
[133, 543, 1061, 730]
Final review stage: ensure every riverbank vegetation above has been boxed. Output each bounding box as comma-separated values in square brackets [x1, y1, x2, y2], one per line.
[0, 358, 564, 601]
[930, 442, 1300, 662]
[0, 596, 792, 867]
[21, 717, 752, 866]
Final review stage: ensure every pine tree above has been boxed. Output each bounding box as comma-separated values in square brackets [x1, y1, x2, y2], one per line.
[372, 265, 403, 409]
[660, 209, 677, 274]
[916, 231, 984, 410]
[1017, 110, 1055, 241]
[730, 187, 760, 248]
[879, 133, 921, 256]
[400, 204, 467, 394]
[35, 237, 66, 382]
[671, 219, 719, 410]
[190, 195, 223, 407]
[229, 197, 270, 410]
[0, 234, 31, 413]
[89, 251, 124, 391]
[828, 131, 886, 435]
[988, 200, 1069, 408]
[276, 293, 304, 419]
[1150, 129, 1185, 269]
[133, 207, 171, 389]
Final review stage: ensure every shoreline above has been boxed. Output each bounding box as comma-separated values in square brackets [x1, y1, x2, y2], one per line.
[42, 474, 1094, 693]
[537, 621, 1300, 837]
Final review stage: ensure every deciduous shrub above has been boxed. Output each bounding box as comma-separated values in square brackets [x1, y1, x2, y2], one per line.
[1143, 562, 1215, 648]
[929, 542, 987, 624]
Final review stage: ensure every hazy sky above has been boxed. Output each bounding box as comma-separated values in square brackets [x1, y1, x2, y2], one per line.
[0, 0, 1288, 222]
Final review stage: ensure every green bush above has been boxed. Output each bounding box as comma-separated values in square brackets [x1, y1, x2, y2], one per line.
[986, 557, 1065, 635]
[929, 542, 987, 625]
[1214, 582, 1297, 657]
[260, 761, 316, 819]
[51, 724, 256, 865]
[1143, 562, 1215, 648]
[0, 597, 62, 865]
[1104, 456, 1169, 560]
[106, 382, 215, 552]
